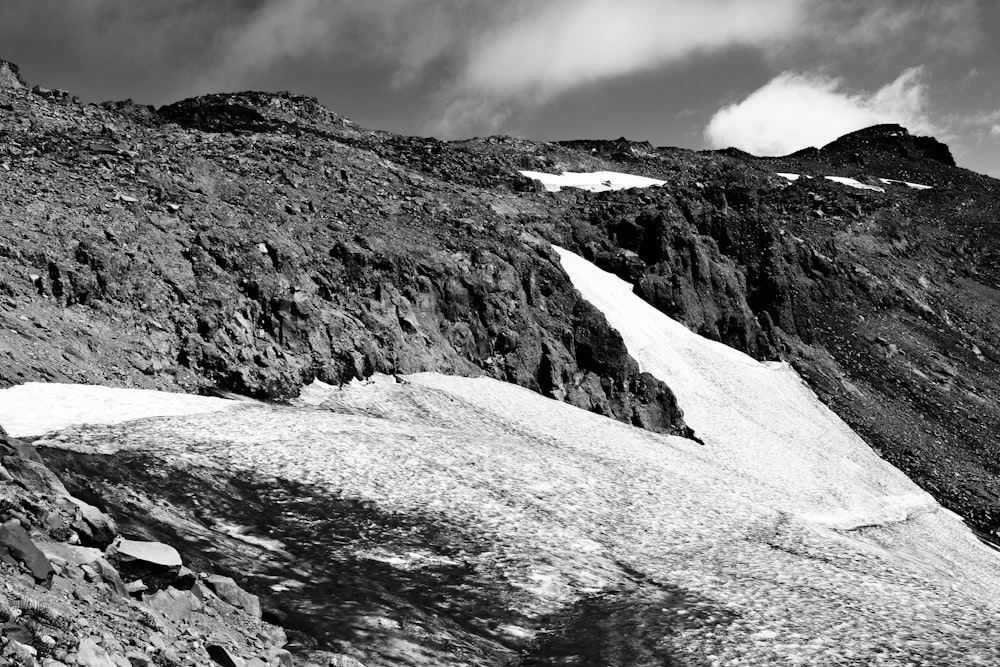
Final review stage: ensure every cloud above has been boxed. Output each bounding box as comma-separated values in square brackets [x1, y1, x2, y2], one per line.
[703, 68, 937, 155]
[455, 0, 808, 101]
[798, 0, 982, 55]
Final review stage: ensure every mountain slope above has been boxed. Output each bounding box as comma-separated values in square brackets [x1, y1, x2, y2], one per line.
[7, 246, 1000, 663]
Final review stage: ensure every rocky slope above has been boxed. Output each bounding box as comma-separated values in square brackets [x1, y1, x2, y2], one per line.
[0, 59, 689, 439]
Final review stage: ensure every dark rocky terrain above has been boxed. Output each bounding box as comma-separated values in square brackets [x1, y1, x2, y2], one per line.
[2, 58, 1000, 664]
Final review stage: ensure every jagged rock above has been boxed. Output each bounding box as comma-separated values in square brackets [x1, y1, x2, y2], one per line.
[0, 519, 54, 582]
[106, 539, 182, 591]
[205, 574, 261, 619]
[0, 60, 25, 89]
[76, 637, 118, 667]
[2, 456, 69, 497]
[3, 621, 34, 644]
[2, 637, 38, 663]
[263, 648, 293, 667]
[206, 643, 246, 667]
[143, 586, 204, 621]
[173, 565, 197, 590]
[124, 651, 153, 667]
[38, 542, 101, 567]
[70, 498, 119, 548]
[91, 557, 130, 598]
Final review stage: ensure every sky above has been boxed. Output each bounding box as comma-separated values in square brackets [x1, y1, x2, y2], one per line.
[1, 0, 998, 177]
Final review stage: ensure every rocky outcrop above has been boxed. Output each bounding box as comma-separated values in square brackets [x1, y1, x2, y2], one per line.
[0, 60, 25, 90]
[0, 418, 293, 667]
[0, 70, 692, 438]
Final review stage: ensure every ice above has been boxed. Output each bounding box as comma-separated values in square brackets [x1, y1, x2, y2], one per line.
[519, 169, 666, 193]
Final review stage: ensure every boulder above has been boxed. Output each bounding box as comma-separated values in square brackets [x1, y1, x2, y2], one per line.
[263, 648, 294, 667]
[76, 637, 118, 667]
[0, 519, 54, 582]
[205, 574, 262, 619]
[91, 557, 130, 598]
[107, 538, 182, 591]
[206, 643, 246, 667]
[39, 541, 102, 571]
[143, 586, 204, 621]
[1, 456, 68, 496]
[70, 497, 119, 548]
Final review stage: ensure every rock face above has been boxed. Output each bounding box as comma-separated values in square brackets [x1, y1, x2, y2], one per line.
[0, 59, 25, 89]
[0, 79, 691, 438]
[0, 519, 54, 582]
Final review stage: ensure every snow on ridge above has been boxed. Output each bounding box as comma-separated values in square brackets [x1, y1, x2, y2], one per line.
[777, 172, 932, 192]
[879, 177, 933, 190]
[823, 175, 885, 192]
[519, 169, 666, 193]
[0, 382, 238, 438]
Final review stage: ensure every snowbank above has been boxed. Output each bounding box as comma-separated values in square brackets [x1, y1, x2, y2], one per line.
[0, 383, 237, 437]
[824, 175, 885, 192]
[552, 246, 934, 529]
[519, 169, 666, 193]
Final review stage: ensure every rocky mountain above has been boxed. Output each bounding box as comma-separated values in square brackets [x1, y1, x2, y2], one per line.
[1, 58, 1000, 665]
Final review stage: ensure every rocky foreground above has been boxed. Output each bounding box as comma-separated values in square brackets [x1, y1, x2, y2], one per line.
[0, 421, 302, 667]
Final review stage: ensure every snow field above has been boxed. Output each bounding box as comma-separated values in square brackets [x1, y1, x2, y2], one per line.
[519, 169, 666, 192]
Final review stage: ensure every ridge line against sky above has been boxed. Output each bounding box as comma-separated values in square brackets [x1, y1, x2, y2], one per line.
[0, 0, 998, 176]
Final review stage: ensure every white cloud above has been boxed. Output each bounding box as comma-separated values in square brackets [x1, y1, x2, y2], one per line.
[457, 0, 808, 101]
[991, 124, 1000, 139]
[703, 68, 937, 155]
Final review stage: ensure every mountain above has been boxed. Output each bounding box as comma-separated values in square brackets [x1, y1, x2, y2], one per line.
[1, 60, 1000, 665]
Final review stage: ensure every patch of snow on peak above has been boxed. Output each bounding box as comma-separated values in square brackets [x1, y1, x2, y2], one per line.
[776, 172, 801, 181]
[519, 170, 665, 193]
[879, 177, 933, 190]
[0, 382, 238, 438]
[824, 176, 885, 192]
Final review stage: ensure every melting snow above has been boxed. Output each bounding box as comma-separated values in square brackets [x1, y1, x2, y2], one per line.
[519, 169, 666, 193]
[776, 172, 802, 182]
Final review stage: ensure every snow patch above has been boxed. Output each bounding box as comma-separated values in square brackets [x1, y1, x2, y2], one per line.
[519, 170, 666, 193]
[879, 177, 933, 190]
[776, 172, 802, 181]
[824, 176, 885, 192]
[0, 382, 237, 438]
